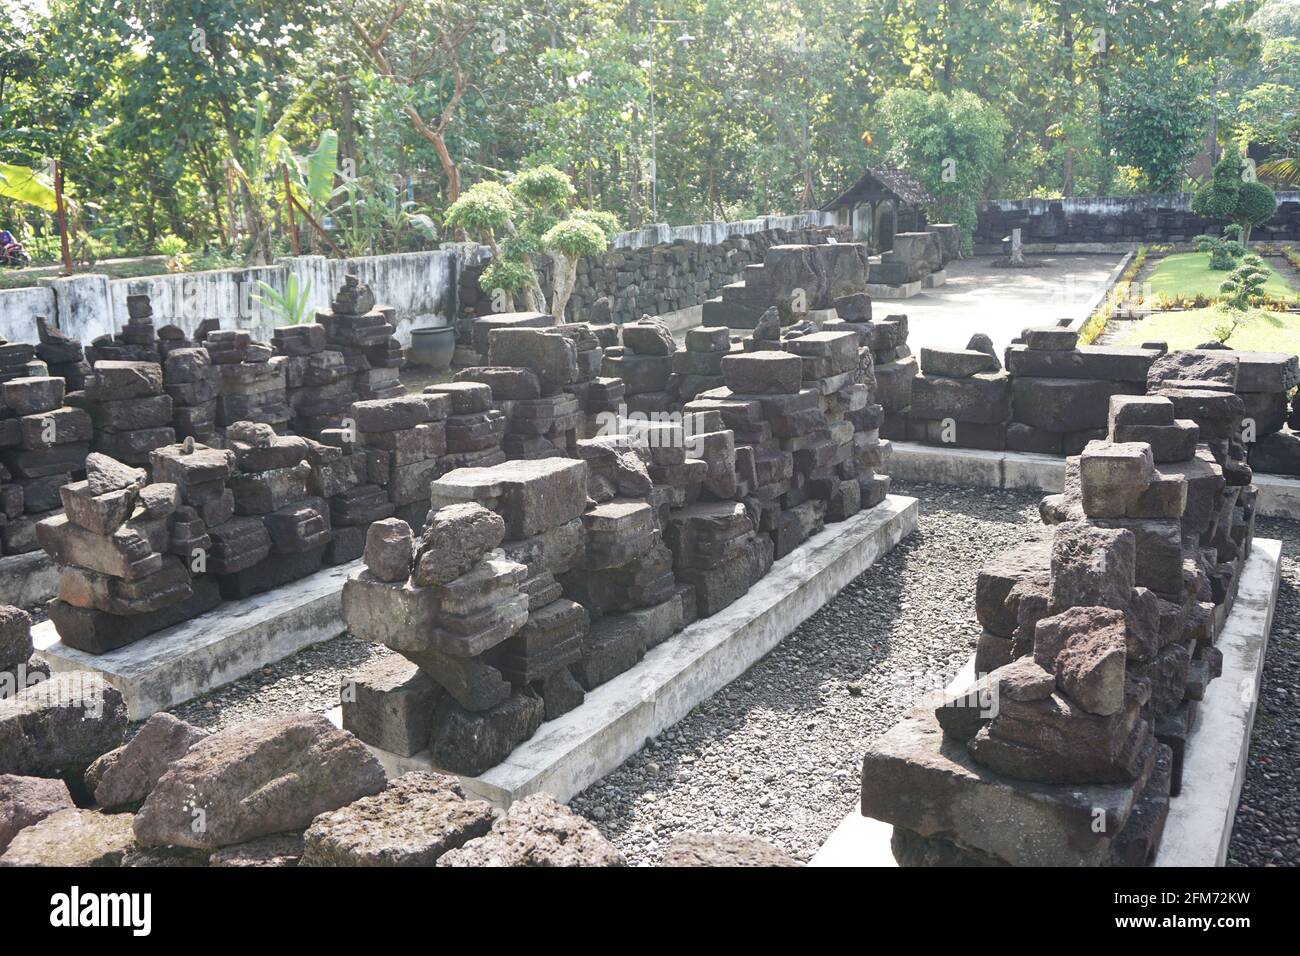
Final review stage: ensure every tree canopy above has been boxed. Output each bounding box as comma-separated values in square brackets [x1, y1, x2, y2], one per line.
[0, 0, 1290, 265]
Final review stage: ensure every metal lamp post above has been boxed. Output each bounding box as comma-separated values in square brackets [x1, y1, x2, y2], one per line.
[646, 16, 693, 222]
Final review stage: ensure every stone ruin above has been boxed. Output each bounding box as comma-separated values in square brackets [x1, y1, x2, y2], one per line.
[860, 355, 1256, 865]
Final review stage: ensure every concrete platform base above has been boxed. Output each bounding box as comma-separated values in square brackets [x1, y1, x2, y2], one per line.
[330, 495, 919, 807]
[34, 559, 362, 720]
[865, 280, 922, 300]
[889, 440, 1300, 520]
[922, 269, 947, 289]
[0, 550, 58, 608]
[1156, 537, 1281, 866]
[811, 538, 1281, 867]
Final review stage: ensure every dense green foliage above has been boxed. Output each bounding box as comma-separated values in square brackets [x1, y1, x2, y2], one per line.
[0, 0, 1293, 266]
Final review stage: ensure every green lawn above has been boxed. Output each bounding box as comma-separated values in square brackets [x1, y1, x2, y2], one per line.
[1116, 306, 1300, 354]
[1147, 251, 1296, 303]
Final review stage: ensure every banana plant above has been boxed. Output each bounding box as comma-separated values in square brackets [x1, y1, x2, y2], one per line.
[226, 86, 318, 264]
[0, 164, 57, 211]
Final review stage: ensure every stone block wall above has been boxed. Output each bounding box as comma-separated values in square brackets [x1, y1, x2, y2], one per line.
[901, 330, 1300, 477]
[457, 225, 851, 331]
[975, 193, 1300, 249]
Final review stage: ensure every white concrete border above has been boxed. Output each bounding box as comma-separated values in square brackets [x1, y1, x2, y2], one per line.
[811, 538, 1283, 867]
[1156, 538, 1282, 866]
[888, 440, 1300, 520]
[331, 495, 920, 807]
[34, 558, 363, 720]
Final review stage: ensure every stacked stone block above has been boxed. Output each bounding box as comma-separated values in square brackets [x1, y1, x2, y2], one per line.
[0, 374, 89, 554]
[909, 337, 1010, 450]
[674, 325, 732, 402]
[35, 316, 88, 391]
[1003, 329, 1157, 455]
[162, 344, 221, 443]
[72, 359, 175, 470]
[342, 504, 543, 775]
[861, 314, 915, 441]
[212, 331, 290, 433]
[603, 317, 675, 415]
[85, 294, 160, 364]
[486, 327, 586, 459]
[216, 422, 330, 598]
[312, 423, 388, 566]
[274, 323, 353, 438]
[352, 393, 448, 529]
[37, 452, 221, 653]
[317, 275, 404, 404]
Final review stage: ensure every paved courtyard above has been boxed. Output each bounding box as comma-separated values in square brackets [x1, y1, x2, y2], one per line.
[891, 253, 1124, 355]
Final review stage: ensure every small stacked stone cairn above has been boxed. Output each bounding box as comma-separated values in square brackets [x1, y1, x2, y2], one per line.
[147, 439, 241, 595]
[352, 393, 448, 529]
[429, 459, 594, 721]
[37, 452, 221, 653]
[317, 275, 403, 403]
[342, 503, 542, 775]
[422, 380, 506, 471]
[307, 425, 376, 566]
[35, 316, 88, 390]
[1232, 350, 1300, 474]
[558, 322, 621, 434]
[561, 474, 687, 690]
[910, 334, 1010, 450]
[220, 421, 328, 598]
[782, 324, 887, 520]
[162, 342, 221, 443]
[0, 372, 90, 554]
[861, 314, 915, 441]
[84, 294, 160, 364]
[73, 359, 175, 469]
[211, 330, 290, 434]
[486, 326, 583, 458]
[274, 322, 352, 438]
[153, 323, 195, 361]
[1003, 327, 1159, 455]
[673, 325, 732, 403]
[603, 316, 675, 415]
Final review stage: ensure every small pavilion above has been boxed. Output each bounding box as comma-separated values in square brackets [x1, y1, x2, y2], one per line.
[820, 167, 934, 252]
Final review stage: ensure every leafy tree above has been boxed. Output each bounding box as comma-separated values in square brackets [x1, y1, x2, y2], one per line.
[872, 88, 1008, 247]
[1100, 58, 1211, 191]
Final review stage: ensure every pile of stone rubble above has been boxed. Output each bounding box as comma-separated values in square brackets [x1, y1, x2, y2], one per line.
[0, 652, 797, 866]
[860, 349, 1259, 865]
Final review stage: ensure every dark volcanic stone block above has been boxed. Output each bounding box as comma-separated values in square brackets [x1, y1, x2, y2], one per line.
[1005, 345, 1158, 383]
[341, 656, 441, 757]
[48, 576, 223, 654]
[911, 372, 1011, 425]
[1012, 377, 1143, 432]
[216, 544, 326, 599]
[428, 690, 544, 777]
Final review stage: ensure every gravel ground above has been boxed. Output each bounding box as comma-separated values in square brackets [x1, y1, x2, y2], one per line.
[167, 634, 385, 734]
[120, 478, 1294, 866]
[570, 480, 1045, 864]
[1227, 513, 1300, 867]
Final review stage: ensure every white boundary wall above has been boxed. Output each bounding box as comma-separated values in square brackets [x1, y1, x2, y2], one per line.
[0, 211, 832, 347]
